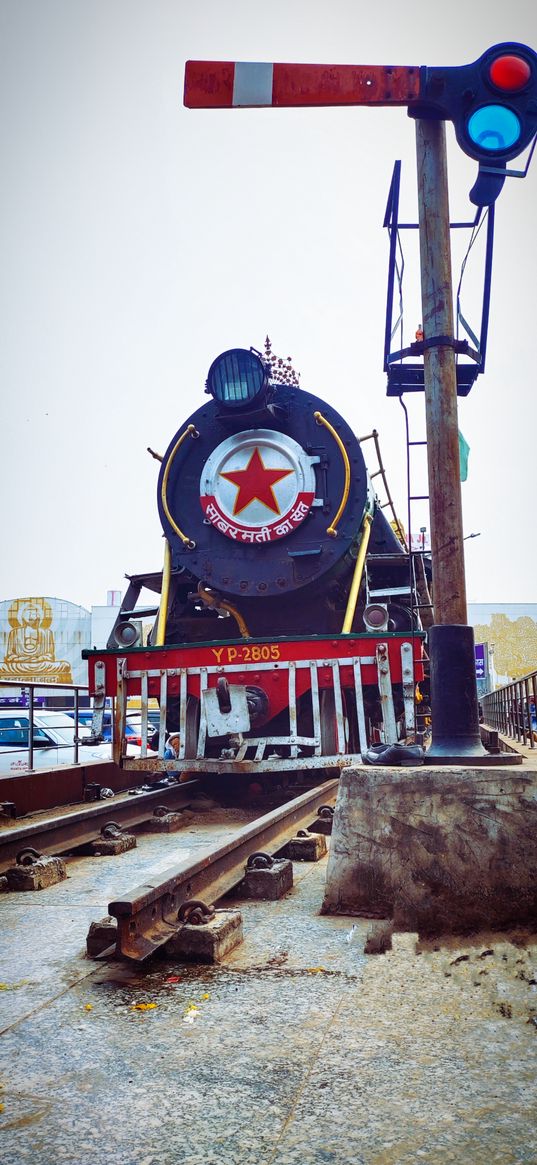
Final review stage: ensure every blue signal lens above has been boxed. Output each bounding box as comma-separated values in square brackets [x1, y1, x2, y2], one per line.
[207, 348, 266, 407]
[467, 104, 521, 152]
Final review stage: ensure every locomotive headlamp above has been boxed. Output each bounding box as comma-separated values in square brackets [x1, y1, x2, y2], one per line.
[112, 620, 142, 648]
[206, 348, 268, 409]
[363, 604, 390, 632]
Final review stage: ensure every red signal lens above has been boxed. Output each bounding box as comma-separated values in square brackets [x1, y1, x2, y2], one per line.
[489, 54, 531, 91]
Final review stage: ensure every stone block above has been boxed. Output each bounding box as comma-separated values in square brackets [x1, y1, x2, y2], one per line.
[242, 857, 293, 900]
[164, 909, 243, 963]
[145, 809, 191, 833]
[284, 829, 327, 862]
[323, 764, 537, 937]
[90, 832, 136, 855]
[86, 916, 118, 957]
[6, 855, 67, 891]
[308, 809, 334, 835]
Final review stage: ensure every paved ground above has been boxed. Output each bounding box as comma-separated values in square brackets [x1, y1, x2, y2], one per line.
[0, 806, 536, 1165]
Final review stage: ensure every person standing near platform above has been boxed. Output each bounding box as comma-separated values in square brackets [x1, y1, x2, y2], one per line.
[164, 733, 180, 761]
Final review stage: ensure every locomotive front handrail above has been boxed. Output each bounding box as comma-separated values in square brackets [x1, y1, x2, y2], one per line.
[155, 539, 172, 646]
[341, 512, 374, 634]
[160, 423, 200, 548]
[313, 410, 351, 537]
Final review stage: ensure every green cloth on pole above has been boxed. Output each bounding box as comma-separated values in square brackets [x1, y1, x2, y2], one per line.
[459, 430, 470, 482]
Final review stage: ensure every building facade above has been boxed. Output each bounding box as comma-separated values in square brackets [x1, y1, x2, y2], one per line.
[0, 594, 121, 694]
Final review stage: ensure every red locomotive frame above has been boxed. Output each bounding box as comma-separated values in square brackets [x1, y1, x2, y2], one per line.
[85, 631, 424, 776]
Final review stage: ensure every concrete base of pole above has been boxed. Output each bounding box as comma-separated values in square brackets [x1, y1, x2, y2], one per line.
[322, 764, 537, 937]
[426, 624, 520, 765]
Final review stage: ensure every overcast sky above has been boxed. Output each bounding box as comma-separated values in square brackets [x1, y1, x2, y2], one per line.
[1, 0, 536, 612]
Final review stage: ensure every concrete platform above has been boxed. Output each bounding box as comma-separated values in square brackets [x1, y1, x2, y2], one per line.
[0, 809, 536, 1164]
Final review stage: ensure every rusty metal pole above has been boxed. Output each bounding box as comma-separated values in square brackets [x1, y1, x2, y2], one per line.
[415, 118, 497, 764]
[416, 117, 467, 623]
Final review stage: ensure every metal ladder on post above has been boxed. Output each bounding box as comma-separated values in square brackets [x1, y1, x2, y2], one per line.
[358, 428, 425, 626]
[398, 395, 434, 633]
[359, 429, 414, 619]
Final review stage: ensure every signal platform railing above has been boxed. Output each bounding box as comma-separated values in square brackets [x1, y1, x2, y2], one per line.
[481, 670, 537, 750]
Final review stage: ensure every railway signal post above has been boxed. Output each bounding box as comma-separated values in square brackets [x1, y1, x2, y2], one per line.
[184, 44, 536, 763]
[413, 114, 485, 760]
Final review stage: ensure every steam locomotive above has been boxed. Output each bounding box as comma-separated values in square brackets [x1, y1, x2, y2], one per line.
[84, 346, 425, 776]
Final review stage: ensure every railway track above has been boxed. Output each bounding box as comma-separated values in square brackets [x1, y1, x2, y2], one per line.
[107, 777, 339, 960]
[1, 774, 339, 964]
[0, 778, 201, 870]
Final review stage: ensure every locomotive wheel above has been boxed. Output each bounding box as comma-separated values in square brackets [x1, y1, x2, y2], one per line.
[183, 695, 201, 759]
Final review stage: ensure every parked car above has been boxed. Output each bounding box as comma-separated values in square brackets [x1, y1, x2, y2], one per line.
[127, 711, 161, 729]
[126, 712, 161, 747]
[65, 710, 142, 747]
[0, 710, 117, 774]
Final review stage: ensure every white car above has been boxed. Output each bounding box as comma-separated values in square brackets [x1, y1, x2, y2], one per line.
[0, 709, 115, 774]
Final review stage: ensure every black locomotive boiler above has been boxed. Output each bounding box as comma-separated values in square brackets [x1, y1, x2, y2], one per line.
[155, 346, 415, 644]
[87, 346, 425, 776]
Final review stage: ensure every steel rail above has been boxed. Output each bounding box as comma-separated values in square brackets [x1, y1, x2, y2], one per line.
[0, 780, 199, 871]
[108, 777, 339, 961]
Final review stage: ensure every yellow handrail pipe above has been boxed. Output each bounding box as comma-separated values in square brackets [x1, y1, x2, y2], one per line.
[218, 601, 250, 640]
[341, 513, 374, 634]
[155, 539, 172, 646]
[314, 410, 351, 537]
[197, 583, 251, 640]
[160, 423, 199, 549]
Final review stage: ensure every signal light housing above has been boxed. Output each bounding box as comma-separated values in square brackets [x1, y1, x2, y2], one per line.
[412, 41, 537, 204]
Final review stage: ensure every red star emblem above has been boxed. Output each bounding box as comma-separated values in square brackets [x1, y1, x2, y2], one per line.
[220, 447, 294, 517]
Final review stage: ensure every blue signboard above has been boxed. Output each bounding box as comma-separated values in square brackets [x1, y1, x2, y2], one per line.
[0, 689, 46, 708]
[475, 643, 486, 679]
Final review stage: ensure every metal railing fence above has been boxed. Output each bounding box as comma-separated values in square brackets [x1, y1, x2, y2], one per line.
[481, 670, 537, 749]
[0, 679, 89, 768]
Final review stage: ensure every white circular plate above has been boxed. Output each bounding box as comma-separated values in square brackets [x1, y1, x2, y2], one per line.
[200, 429, 316, 544]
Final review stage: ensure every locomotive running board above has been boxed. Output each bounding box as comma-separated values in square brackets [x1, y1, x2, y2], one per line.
[107, 778, 339, 960]
[121, 753, 355, 773]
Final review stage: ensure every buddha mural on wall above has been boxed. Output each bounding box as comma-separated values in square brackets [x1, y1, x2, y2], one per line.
[472, 612, 537, 680]
[0, 597, 73, 684]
